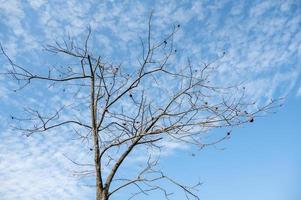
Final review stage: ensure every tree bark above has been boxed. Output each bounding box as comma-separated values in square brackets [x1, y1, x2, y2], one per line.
[98, 190, 109, 200]
[88, 55, 104, 200]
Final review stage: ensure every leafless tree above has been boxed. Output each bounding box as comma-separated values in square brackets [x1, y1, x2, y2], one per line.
[0, 13, 280, 200]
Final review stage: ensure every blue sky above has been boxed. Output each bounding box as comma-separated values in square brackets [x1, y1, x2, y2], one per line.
[0, 0, 300, 200]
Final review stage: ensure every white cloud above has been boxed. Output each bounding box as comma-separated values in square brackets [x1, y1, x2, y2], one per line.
[27, 0, 47, 10]
[0, 126, 94, 199]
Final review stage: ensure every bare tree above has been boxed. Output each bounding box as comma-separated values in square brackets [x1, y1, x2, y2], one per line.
[0, 13, 279, 200]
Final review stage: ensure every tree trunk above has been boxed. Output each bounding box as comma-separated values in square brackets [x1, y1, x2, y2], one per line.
[88, 55, 105, 200]
[97, 190, 108, 200]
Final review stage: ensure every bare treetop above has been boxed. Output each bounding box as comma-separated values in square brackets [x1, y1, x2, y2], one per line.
[0, 13, 280, 200]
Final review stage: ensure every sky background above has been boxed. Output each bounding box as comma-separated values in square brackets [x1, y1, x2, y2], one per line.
[0, 0, 300, 200]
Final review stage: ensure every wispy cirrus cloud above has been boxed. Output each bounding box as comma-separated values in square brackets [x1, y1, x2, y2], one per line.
[0, 124, 95, 199]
